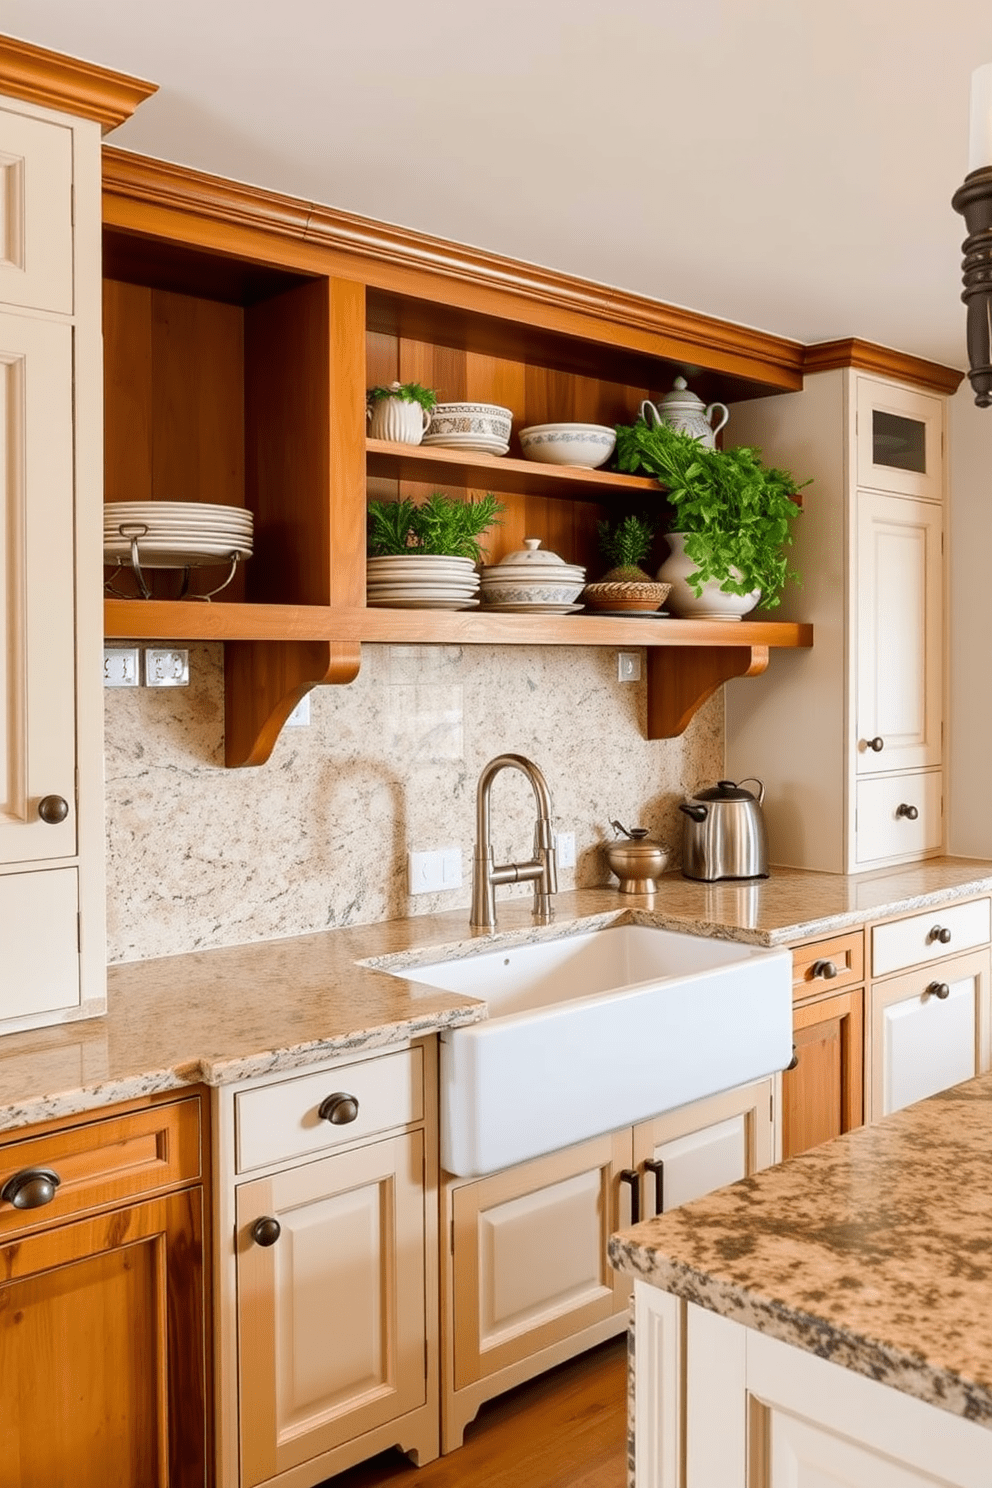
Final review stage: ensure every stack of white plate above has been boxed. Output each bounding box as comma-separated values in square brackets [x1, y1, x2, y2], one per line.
[104, 501, 254, 569]
[422, 402, 512, 457]
[366, 554, 480, 609]
[478, 538, 585, 613]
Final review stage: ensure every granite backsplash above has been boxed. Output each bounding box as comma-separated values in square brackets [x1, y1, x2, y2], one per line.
[104, 642, 723, 963]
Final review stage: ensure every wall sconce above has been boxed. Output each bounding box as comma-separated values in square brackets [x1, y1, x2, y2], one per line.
[953, 63, 992, 407]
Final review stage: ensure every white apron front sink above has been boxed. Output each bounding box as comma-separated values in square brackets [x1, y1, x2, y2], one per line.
[390, 924, 791, 1177]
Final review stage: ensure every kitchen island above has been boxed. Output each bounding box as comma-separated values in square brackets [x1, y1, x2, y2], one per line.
[610, 1070, 992, 1487]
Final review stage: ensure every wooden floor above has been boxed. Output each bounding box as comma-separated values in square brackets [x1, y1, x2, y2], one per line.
[320, 1338, 629, 1488]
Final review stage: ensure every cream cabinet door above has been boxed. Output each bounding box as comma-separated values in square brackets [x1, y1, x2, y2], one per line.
[869, 949, 991, 1122]
[236, 1131, 427, 1487]
[633, 1079, 775, 1220]
[0, 866, 78, 1023]
[0, 311, 76, 867]
[0, 107, 73, 315]
[855, 492, 942, 778]
[449, 1130, 630, 1392]
[855, 375, 944, 502]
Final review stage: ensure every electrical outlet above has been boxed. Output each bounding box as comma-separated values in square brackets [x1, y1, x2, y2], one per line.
[556, 831, 576, 868]
[103, 647, 140, 688]
[618, 652, 642, 683]
[409, 847, 463, 894]
[144, 649, 190, 687]
[286, 694, 311, 727]
[441, 847, 462, 888]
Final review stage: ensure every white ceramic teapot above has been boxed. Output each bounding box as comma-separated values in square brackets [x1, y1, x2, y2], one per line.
[639, 376, 729, 449]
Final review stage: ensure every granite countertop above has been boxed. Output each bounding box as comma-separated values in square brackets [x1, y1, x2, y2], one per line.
[2, 856, 990, 1136]
[610, 1071, 992, 1426]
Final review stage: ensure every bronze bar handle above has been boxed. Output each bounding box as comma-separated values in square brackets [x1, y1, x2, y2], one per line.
[926, 981, 951, 1001]
[928, 926, 952, 945]
[318, 1092, 359, 1125]
[252, 1216, 282, 1246]
[619, 1168, 640, 1226]
[896, 803, 919, 820]
[644, 1158, 665, 1217]
[0, 1166, 61, 1209]
[811, 959, 839, 980]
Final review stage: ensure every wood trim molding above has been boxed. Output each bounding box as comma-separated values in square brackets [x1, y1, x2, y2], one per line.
[102, 147, 805, 386]
[0, 36, 156, 132]
[803, 337, 964, 396]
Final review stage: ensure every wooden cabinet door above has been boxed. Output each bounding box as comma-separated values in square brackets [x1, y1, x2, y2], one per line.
[237, 1130, 427, 1487]
[0, 106, 73, 314]
[0, 1188, 207, 1488]
[870, 949, 991, 1122]
[782, 988, 864, 1159]
[632, 1080, 775, 1220]
[0, 310, 76, 867]
[449, 1130, 631, 1392]
[855, 375, 944, 503]
[855, 491, 942, 779]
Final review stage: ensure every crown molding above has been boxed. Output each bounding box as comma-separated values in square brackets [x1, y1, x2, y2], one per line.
[102, 148, 805, 388]
[803, 337, 964, 396]
[0, 35, 156, 132]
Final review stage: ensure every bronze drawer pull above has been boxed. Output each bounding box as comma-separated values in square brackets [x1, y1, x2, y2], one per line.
[0, 1166, 61, 1209]
[619, 1169, 640, 1225]
[318, 1092, 360, 1125]
[928, 926, 952, 945]
[810, 959, 839, 980]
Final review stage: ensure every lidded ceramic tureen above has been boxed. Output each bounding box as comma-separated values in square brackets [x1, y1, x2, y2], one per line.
[478, 538, 586, 612]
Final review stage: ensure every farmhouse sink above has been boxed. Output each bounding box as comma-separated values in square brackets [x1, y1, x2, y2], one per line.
[390, 923, 791, 1177]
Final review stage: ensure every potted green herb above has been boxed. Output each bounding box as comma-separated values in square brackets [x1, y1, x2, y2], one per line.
[366, 381, 439, 446]
[582, 513, 671, 614]
[614, 419, 807, 618]
[367, 492, 504, 609]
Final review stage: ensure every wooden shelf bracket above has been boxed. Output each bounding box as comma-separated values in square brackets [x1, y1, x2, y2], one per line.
[647, 645, 769, 739]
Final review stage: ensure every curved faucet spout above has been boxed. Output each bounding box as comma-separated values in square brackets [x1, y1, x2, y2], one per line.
[471, 754, 558, 932]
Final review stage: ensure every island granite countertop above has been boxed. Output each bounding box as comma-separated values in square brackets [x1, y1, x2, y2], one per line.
[610, 1069, 992, 1427]
[1, 856, 990, 1136]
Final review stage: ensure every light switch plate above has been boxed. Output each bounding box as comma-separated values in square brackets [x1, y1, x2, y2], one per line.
[144, 649, 190, 687]
[103, 647, 140, 687]
[618, 651, 642, 682]
[556, 831, 576, 868]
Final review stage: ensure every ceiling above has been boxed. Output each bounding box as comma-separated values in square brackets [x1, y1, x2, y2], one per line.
[7, 0, 992, 370]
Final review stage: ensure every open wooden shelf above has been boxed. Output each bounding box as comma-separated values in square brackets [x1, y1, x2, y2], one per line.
[366, 439, 661, 502]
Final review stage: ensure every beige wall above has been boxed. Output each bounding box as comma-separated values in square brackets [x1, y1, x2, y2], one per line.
[104, 642, 723, 964]
[948, 384, 992, 859]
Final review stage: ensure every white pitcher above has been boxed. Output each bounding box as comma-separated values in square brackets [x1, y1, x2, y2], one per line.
[640, 376, 729, 449]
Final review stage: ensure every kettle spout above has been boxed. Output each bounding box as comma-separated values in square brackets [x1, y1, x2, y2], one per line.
[679, 803, 708, 822]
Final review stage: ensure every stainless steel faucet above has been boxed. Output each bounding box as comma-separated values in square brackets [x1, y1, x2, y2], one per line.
[471, 754, 558, 931]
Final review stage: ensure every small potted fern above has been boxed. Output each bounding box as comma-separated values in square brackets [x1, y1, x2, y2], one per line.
[582, 514, 671, 614]
[366, 381, 438, 445]
[367, 491, 504, 609]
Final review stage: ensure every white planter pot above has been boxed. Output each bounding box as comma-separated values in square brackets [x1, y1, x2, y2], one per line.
[657, 532, 760, 621]
[367, 396, 431, 445]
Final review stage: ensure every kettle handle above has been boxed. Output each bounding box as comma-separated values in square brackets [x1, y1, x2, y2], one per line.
[705, 402, 729, 437]
[736, 776, 765, 805]
[639, 399, 662, 427]
[679, 803, 708, 822]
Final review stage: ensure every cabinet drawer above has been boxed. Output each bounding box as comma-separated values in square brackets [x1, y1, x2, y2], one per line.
[872, 897, 991, 979]
[854, 772, 942, 865]
[792, 931, 864, 1001]
[235, 1046, 423, 1174]
[0, 1096, 202, 1241]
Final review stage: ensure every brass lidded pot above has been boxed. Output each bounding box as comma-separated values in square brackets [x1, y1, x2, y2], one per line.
[605, 821, 671, 894]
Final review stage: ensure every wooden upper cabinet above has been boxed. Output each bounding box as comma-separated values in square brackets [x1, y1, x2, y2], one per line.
[0, 105, 73, 314]
[855, 376, 944, 502]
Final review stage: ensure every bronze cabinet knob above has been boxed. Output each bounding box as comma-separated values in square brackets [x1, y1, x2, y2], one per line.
[926, 981, 951, 1001]
[252, 1216, 282, 1246]
[865, 737, 885, 752]
[928, 926, 952, 945]
[895, 803, 919, 820]
[37, 795, 69, 825]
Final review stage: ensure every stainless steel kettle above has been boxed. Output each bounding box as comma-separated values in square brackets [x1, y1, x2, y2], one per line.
[678, 778, 769, 881]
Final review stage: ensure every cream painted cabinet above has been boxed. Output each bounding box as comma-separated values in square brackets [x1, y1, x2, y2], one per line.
[0, 95, 105, 1031]
[726, 369, 946, 873]
[441, 1077, 776, 1453]
[215, 1041, 440, 1488]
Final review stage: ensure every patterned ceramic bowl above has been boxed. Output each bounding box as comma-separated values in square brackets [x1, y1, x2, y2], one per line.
[479, 580, 585, 607]
[518, 423, 616, 469]
[425, 402, 513, 445]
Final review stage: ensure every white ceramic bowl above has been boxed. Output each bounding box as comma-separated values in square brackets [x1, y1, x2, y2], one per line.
[425, 402, 513, 445]
[479, 580, 585, 607]
[518, 423, 616, 469]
